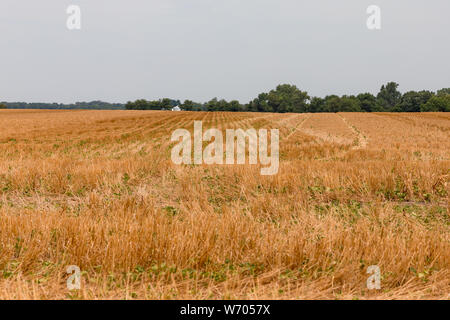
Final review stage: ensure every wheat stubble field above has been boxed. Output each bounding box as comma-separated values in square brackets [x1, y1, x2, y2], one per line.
[0, 110, 448, 300]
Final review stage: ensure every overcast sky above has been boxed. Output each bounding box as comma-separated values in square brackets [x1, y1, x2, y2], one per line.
[0, 0, 449, 103]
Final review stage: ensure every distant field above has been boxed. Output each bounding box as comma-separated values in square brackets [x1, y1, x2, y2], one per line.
[0, 110, 448, 299]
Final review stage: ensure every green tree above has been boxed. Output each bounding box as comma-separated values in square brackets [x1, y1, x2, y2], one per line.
[357, 93, 377, 112]
[217, 99, 229, 111]
[0, 103, 7, 109]
[181, 100, 194, 111]
[421, 95, 450, 112]
[323, 95, 340, 112]
[248, 93, 272, 113]
[323, 96, 361, 113]
[268, 84, 309, 113]
[206, 98, 219, 112]
[228, 100, 242, 112]
[437, 88, 450, 96]
[340, 96, 362, 112]
[308, 97, 325, 113]
[249, 85, 309, 113]
[125, 101, 134, 110]
[377, 82, 402, 111]
[398, 91, 434, 112]
[135, 99, 151, 110]
[160, 98, 173, 109]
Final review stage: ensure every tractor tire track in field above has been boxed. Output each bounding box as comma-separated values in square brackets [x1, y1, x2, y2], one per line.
[298, 113, 369, 161]
[284, 114, 312, 140]
[337, 113, 369, 149]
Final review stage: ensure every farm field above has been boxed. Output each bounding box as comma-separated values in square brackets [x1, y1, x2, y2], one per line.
[0, 109, 448, 300]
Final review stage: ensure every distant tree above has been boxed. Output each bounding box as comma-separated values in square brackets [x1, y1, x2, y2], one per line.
[323, 95, 340, 112]
[308, 97, 325, 113]
[398, 91, 434, 112]
[323, 95, 361, 113]
[248, 93, 272, 112]
[256, 93, 272, 112]
[437, 88, 450, 96]
[193, 102, 205, 111]
[228, 100, 242, 112]
[340, 96, 362, 112]
[217, 99, 229, 111]
[181, 100, 195, 111]
[160, 98, 173, 109]
[268, 84, 309, 113]
[206, 98, 219, 112]
[135, 99, 151, 110]
[377, 82, 402, 111]
[47, 83, 450, 113]
[125, 101, 134, 110]
[248, 85, 309, 113]
[246, 99, 257, 112]
[357, 93, 377, 112]
[148, 100, 162, 110]
[0, 103, 7, 109]
[3, 101, 123, 110]
[421, 95, 450, 112]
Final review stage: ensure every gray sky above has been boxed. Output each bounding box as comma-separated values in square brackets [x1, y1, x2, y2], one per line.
[0, 0, 449, 103]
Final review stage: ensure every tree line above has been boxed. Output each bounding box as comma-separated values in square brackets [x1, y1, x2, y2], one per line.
[1, 82, 449, 112]
[0, 101, 124, 110]
[125, 82, 450, 113]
